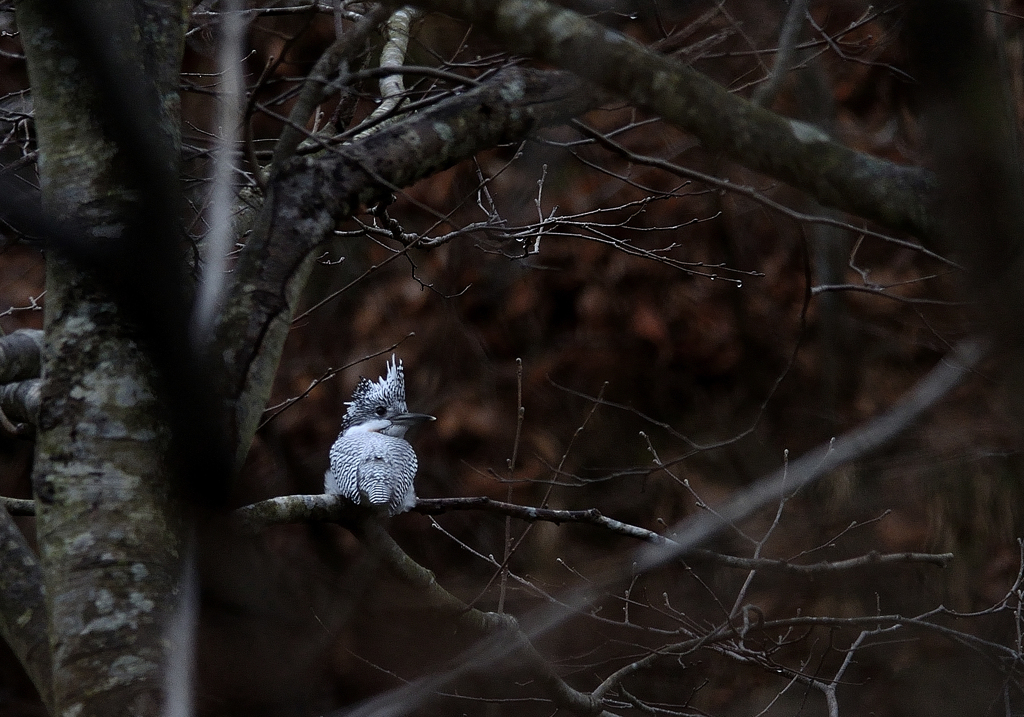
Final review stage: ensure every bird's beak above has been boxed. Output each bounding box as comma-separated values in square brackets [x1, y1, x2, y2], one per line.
[392, 412, 436, 426]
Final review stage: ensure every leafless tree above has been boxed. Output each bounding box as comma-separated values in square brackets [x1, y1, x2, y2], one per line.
[0, 1, 1022, 716]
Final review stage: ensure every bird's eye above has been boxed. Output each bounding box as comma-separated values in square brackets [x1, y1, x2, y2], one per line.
[374, 406, 387, 417]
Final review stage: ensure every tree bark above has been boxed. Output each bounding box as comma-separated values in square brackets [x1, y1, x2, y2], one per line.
[15, 0, 188, 714]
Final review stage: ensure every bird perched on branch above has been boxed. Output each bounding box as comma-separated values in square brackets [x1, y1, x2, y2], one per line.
[325, 355, 434, 515]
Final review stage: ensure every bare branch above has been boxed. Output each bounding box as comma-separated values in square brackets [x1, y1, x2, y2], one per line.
[0, 496, 35, 515]
[234, 492, 361, 531]
[632, 337, 987, 575]
[691, 549, 954, 572]
[241, 493, 954, 575]
[0, 377, 40, 429]
[591, 632, 717, 703]
[570, 120, 956, 268]
[256, 335, 414, 430]
[0, 328, 43, 383]
[811, 283, 965, 305]
[327, 337, 987, 717]
[416, 496, 674, 544]
[236, 495, 609, 715]
[269, 3, 391, 170]
[353, 6, 422, 139]
[409, 0, 936, 238]
[0, 505, 53, 712]
[350, 518, 610, 717]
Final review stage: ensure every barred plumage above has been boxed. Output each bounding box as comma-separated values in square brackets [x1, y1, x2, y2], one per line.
[324, 355, 433, 516]
[328, 432, 418, 515]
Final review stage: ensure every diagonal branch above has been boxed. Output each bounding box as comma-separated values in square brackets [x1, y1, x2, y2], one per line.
[269, 3, 391, 170]
[0, 507, 53, 713]
[409, 0, 936, 239]
[351, 518, 609, 717]
[632, 337, 987, 574]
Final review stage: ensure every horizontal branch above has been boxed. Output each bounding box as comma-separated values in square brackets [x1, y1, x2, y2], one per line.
[232, 340, 982, 715]
[415, 496, 671, 544]
[0, 329, 44, 384]
[336, 338, 987, 714]
[0, 497, 36, 516]
[412, 0, 936, 239]
[417, 500, 955, 575]
[0, 378, 41, 429]
[239, 494, 953, 575]
[234, 492, 361, 530]
[689, 549, 954, 572]
[234, 494, 606, 714]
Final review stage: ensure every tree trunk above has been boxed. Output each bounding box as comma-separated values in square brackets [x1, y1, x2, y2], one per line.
[16, 1, 188, 714]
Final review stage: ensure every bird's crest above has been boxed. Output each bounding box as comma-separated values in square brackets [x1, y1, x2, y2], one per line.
[342, 355, 407, 428]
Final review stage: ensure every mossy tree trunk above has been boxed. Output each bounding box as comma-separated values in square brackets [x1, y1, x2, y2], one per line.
[15, 1, 189, 714]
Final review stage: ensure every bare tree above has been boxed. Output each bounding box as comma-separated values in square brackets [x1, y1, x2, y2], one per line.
[0, 1, 1022, 716]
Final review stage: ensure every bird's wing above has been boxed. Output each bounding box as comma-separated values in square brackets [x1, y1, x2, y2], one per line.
[384, 439, 418, 515]
[326, 435, 361, 499]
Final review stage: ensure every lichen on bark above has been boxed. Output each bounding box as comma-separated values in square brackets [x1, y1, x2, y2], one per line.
[15, 0, 191, 714]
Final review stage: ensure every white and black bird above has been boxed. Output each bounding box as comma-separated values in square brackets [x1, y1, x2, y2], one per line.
[325, 355, 434, 515]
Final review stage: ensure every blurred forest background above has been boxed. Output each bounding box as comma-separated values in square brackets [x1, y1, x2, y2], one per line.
[1, 0, 1024, 715]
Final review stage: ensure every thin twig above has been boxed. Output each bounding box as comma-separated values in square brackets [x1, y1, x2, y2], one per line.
[269, 3, 390, 171]
[256, 334, 414, 430]
[570, 120, 958, 269]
